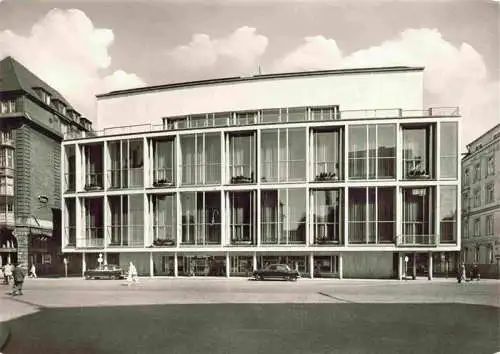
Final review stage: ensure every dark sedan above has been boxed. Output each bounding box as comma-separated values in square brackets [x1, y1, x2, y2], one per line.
[84, 264, 125, 280]
[253, 264, 299, 281]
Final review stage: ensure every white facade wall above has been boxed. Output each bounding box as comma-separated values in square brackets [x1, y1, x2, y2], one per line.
[96, 70, 424, 129]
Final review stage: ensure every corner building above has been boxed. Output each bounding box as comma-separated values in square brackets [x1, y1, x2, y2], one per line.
[61, 66, 461, 279]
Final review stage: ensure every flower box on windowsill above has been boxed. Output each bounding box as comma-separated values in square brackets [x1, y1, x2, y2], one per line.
[151, 239, 176, 247]
[153, 179, 174, 187]
[231, 176, 254, 184]
[407, 170, 430, 179]
[315, 239, 340, 245]
[84, 184, 103, 191]
[231, 240, 253, 245]
[314, 172, 339, 182]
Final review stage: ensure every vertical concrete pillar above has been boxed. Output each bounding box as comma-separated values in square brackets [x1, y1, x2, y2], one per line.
[82, 252, 86, 277]
[149, 252, 154, 278]
[174, 253, 178, 277]
[398, 252, 403, 280]
[412, 252, 417, 280]
[225, 252, 230, 278]
[428, 252, 433, 280]
[309, 252, 314, 279]
[253, 252, 257, 271]
[338, 253, 343, 280]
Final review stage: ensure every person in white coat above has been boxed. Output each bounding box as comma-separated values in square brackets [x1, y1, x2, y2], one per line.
[127, 261, 139, 286]
[29, 264, 37, 278]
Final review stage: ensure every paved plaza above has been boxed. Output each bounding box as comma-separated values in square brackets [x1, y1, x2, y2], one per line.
[1, 278, 499, 353]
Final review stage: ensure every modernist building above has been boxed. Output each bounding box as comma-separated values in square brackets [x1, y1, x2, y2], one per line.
[61, 66, 461, 279]
[0, 56, 91, 274]
[462, 124, 500, 278]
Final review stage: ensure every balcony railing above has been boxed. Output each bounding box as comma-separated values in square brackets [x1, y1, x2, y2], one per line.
[107, 168, 144, 189]
[78, 227, 105, 248]
[397, 234, 437, 246]
[107, 225, 144, 247]
[151, 225, 176, 246]
[181, 224, 222, 245]
[230, 224, 254, 245]
[230, 164, 255, 184]
[313, 161, 341, 182]
[312, 223, 341, 244]
[84, 172, 104, 191]
[261, 222, 306, 244]
[153, 168, 175, 187]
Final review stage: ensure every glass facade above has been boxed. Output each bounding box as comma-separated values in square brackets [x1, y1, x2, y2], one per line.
[64, 102, 459, 279]
[261, 189, 306, 244]
[348, 124, 396, 179]
[261, 128, 306, 182]
[181, 133, 221, 185]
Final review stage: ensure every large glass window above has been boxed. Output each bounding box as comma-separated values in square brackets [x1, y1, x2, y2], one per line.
[107, 140, 143, 189]
[261, 128, 306, 183]
[181, 133, 221, 185]
[64, 199, 76, 246]
[228, 133, 256, 184]
[229, 191, 256, 245]
[108, 195, 143, 247]
[230, 256, 253, 277]
[152, 139, 175, 186]
[401, 187, 435, 245]
[261, 189, 306, 244]
[312, 129, 343, 182]
[440, 186, 457, 243]
[312, 189, 343, 244]
[402, 125, 434, 180]
[440, 122, 458, 178]
[348, 187, 395, 244]
[181, 191, 221, 245]
[348, 124, 396, 179]
[84, 144, 104, 190]
[83, 197, 104, 247]
[64, 145, 76, 192]
[152, 194, 176, 245]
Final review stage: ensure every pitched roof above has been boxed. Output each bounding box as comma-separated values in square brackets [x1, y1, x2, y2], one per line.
[0, 56, 78, 113]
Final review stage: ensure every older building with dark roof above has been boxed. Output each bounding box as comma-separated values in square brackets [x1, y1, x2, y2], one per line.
[0, 56, 91, 274]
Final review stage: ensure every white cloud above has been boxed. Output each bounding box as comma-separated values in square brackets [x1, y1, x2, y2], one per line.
[275, 28, 499, 148]
[168, 26, 268, 72]
[0, 8, 145, 127]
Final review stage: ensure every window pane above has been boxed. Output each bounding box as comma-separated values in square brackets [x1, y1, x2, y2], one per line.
[313, 189, 342, 244]
[313, 129, 342, 181]
[348, 125, 367, 179]
[440, 186, 457, 243]
[348, 188, 366, 243]
[261, 129, 278, 182]
[377, 124, 396, 179]
[440, 122, 458, 178]
[287, 189, 306, 244]
[287, 128, 306, 181]
[181, 135, 196, 185]
[205, 133, 221, 184]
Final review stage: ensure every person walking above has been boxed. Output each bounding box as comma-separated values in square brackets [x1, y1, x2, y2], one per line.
[127, 261, 139, 286]
[29, 264, 37, 278]
[12, 263, 26, 296]
[4, 263, 13, 285]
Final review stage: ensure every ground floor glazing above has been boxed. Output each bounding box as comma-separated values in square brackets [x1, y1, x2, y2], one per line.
[64, 250, 460, 280]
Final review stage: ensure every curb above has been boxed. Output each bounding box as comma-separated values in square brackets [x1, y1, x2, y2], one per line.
[0, 322, 10, 351]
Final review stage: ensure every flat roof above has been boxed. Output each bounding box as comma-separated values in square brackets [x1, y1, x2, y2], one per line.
[96, 66, 424, 99]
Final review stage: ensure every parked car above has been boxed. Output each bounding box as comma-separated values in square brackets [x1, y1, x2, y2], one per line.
[253, 264, 299, 281]
[84, 264, 125, 280]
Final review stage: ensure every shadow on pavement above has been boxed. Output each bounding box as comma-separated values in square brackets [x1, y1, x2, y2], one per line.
[4, 303, 499, 354]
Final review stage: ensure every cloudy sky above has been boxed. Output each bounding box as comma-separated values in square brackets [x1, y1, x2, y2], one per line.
[0, 0, 498, 147]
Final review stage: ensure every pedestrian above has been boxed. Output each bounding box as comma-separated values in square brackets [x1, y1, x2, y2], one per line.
[11, 263, 26, 296]
[4, 263, 13, 285]
[457, 262, 466, 284]
[127, 261, 138, 286]
[29, 264, 37, 278]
